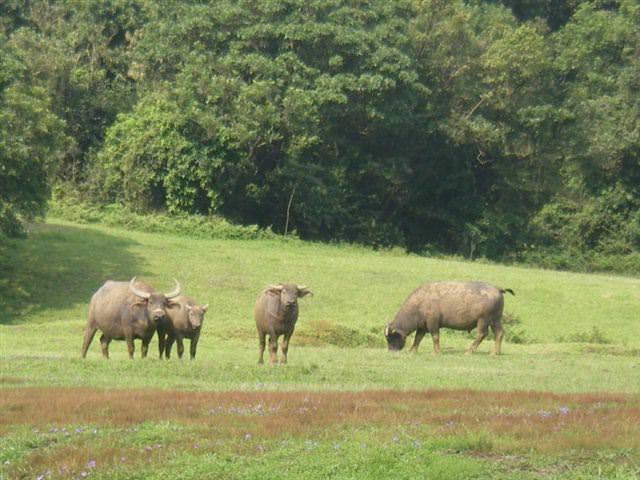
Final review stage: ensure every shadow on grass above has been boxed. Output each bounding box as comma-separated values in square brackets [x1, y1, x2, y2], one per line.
[0, 222, 149, 324]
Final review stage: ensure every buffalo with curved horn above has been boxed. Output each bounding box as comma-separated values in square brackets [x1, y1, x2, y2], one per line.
[81, 277, 181, 359]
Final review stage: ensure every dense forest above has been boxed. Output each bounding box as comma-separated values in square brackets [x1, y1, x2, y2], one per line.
[1, 0, 639, 273]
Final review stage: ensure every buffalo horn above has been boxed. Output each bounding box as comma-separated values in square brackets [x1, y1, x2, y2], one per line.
[164, 279, 181, 299]
[129, 277, 151, 299]
[297, 285, 313, 297]
[268, 284, 284, 291]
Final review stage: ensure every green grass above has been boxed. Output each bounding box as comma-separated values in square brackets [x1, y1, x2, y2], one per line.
[1, 219, 639, 392]
[6, 421, 623, 480]
[1, 219, 639, 479]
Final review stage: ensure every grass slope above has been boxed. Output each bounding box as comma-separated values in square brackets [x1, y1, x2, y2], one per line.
[1, 219, 639, 393]
[1, 219, 639, 479]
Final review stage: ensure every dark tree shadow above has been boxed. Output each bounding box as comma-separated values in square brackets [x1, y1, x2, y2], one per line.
[0, 222, 150, 324]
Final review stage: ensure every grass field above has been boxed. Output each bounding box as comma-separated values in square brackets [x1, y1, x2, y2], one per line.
[1, 220, 639, 479]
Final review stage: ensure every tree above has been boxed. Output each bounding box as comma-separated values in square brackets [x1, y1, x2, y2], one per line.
[528, 1, 640, 260]
[6, 0, 146, 182]
[0, 45, 69, 237]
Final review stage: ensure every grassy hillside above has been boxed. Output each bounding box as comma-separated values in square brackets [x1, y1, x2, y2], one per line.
[2, 219, 639, 341]
[1, 220, 640, 479]
[1, 219, 638, 392]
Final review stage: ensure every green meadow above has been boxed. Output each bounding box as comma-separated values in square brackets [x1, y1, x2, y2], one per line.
[1, 220, 639, 479]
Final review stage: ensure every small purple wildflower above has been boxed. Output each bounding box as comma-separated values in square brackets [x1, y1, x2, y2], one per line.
[558, 406, 570, 415]
[87, 460, 96, 469]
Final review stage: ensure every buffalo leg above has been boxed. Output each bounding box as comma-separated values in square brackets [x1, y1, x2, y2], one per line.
[176, 337, 185, 359]
[165, 336, 175, 359]
[268, 334, 278, 365]
[190, 331, 200, 360]
[409, 329, 427, 353]
[430, 330, 441, 354]
[157, 325, 166, 359]
[466, 320, 488, 354]
[141, 337, 151, 358]
[81, 325, 98, 358]
[280, 331, 294, 364]
[125, 335, 135, 359]
[258, 331, 266, 364]
[491, 320, 504, 355]
[99, 334, 111, 359]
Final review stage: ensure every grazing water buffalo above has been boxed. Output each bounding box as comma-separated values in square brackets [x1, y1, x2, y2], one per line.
[384, 281, 514, 355]
[158, 296, 208, 360]
[81, 277, 181, 359]
[254, 284, 313, 365]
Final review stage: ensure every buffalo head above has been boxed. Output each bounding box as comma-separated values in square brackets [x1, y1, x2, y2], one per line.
[267, 284, 313, 307]
[185, 303, 208, 329]
[129, 277, 181, 323]
[384, 324, 406, 351]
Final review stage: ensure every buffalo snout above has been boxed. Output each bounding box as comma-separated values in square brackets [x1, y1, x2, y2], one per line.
[385, 331, 406, 351]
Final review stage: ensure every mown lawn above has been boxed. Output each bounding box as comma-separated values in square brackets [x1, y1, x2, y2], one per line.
[1, 220, 639, 479]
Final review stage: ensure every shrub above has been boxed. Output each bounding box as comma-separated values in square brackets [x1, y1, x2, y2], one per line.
[557, 326, 612, 345]
[49, 189, 284, 242]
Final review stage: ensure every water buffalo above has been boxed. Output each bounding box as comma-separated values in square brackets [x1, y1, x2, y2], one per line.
[158, 296, 208, 360]
[254, 284, 312, 365]
[384, 281, 514, 355]
[81, 277, 181, 359]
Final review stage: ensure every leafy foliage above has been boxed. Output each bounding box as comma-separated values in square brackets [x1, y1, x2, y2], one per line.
[1, 0, 638, 272]
[0, 44, 69, 237]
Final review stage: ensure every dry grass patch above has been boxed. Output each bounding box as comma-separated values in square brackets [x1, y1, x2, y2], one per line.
[1, 388, 638, 447]
[2, 388, 639, 479]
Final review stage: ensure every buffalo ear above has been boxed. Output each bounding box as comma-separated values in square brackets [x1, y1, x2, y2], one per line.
[202, 304, 209, 312]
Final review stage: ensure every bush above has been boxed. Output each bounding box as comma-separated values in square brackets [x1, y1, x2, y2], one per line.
[87, 93, 221, 215]
[49, 189, 285, 242]
[557, 326, 612, 345]
[521, 183, 640, 275]
[514, 247, 640, 276]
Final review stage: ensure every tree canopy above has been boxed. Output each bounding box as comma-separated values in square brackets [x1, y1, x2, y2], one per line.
[1, 0, 638, 272]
